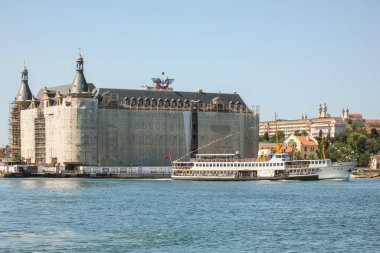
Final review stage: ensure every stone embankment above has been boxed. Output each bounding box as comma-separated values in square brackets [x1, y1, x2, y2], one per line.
[352, 168, 380, 178]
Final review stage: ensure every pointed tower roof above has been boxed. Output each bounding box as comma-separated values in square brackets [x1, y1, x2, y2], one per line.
[71, 53, 88, 93]
[16, 66, 33, 101]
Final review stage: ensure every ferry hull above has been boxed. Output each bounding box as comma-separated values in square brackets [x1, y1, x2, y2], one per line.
[318, 163, 353, 180]
[171, 174, 319, 181]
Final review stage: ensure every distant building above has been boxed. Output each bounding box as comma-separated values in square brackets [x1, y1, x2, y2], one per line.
[284, 134, 319, 160]
[9, 54, 259, 169]
[370, 154, 380, 170]
[260, 103, 351, 138]
[342, 107, 364, 123]
[364, 119, 380, 134]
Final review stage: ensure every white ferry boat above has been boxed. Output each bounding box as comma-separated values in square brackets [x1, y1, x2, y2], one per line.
[171, 150, 354, 181]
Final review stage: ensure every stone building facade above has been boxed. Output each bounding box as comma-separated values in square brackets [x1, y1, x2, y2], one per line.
[10, 54, 259, 168]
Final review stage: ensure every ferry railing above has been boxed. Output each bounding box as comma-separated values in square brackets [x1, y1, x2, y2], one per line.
[189, 158, 262, 163]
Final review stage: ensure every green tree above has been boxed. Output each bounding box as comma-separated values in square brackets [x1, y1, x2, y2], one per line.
[347, 132, 368, 154]
[289, 142, 301, 160]
[357, 151, 370, 167]
[366, 138, 380, 155]
[301, 130, 308, 136]
[370, 128, 378, 138]
[263, 132, 269, 141]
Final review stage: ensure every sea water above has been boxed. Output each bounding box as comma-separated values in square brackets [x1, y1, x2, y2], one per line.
[0, 178, 379, 252]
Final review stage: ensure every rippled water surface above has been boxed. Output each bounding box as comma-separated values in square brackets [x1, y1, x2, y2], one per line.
[0, 178, 379, 252]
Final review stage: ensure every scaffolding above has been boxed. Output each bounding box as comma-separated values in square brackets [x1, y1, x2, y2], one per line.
[34, 109, 46, 164]
[9, 102, 21, 160]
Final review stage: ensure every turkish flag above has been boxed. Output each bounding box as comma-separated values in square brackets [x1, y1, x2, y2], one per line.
[164, 154, 171, 159]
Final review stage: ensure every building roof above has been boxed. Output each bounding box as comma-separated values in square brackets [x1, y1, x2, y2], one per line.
[34, 84, 247, 108]
[365, 119, 380, 124]
[281, 145, 293, 153]
[297, 136, 318, 146]
[35, 84, 96, 99]
[97, 88, 247, 107]
[71, 70, 88, 93]
[348, 113, 363, 118]
[16, 80, 33, 101]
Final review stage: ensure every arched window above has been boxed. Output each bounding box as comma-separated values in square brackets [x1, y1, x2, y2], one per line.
[177, 99, 183, 108]
[171, 99, 177, 108]
[158, 98, 163, 107]
[131, 97, 136, 106]
[164, 98, 170, 108]
[137, 97, 143, 106]
[184, 99, 190, 108]
[144, 97, 150, 107]
[151, 98, 157, 107]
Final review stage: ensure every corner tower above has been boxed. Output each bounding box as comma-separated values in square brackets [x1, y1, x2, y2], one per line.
[70, 53, 89, 94]
[10, 66, 34, 162]
[16, 66, 33, 102]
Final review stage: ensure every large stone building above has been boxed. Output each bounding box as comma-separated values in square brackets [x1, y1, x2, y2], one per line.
[259, 103, 347, 138]
[9, 54, 259, 168]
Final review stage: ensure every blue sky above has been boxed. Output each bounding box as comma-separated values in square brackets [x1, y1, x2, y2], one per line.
[0, 0, 379, 146]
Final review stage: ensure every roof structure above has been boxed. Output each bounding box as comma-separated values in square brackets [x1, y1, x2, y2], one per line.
[97, 88, 247, 107]
[16, 67, 33, 101]
[365, 119, 380, 125]
[71, 53, 88, 93]
[35, 84, 96, 99]
[348, 113, 363, 118]
[297, 136, 318, 146]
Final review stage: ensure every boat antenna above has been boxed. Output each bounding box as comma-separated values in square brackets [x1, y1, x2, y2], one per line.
[275, 112, 281, 154]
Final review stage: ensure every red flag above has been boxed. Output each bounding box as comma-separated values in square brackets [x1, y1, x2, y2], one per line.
[164, 154, 171, 159]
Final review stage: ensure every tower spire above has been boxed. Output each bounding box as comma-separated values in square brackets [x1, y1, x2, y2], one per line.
[71, 51, 88, 93]
[16, 65, 32, 101]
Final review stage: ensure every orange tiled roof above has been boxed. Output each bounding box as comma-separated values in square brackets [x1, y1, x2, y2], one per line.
[281, 145, 293, 153]
[259, 143, 276, 149]
[297, 136, 318, 146]
[365, 119, 380, 124]
[349, 113, 362, 118]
